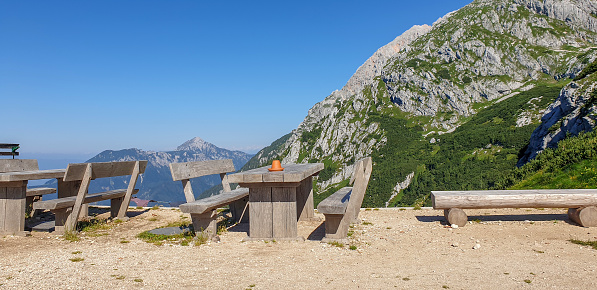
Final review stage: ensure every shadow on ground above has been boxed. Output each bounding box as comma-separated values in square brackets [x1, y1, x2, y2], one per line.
[416, 213, 576, 226]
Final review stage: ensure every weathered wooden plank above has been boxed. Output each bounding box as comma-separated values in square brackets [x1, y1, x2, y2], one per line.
[0, 169, 66, 182]
[0, 144, 19, 148]
[227, 163, 324, 184]
[169, 159, 235, 181]
[0, 152, 19, 156]
[4, 185, 26, 234]
[181, 179, 195, 203]
[296, 176, 314, 221]
[431, 189, 597, 209]
[0, 159, 38, 172]
[179, 188, 249, 214]
[317, 187, 352, 215]
[0, 187, 6, 231]
[26, 187, 56, 197]
[249, 187, 273, 238]
[64, 161, 148, 182]
[238, 182, 301, 188]
[33, 189, 134, 210]
[271, 187, 297, 238]
[117, 161, 141, 218]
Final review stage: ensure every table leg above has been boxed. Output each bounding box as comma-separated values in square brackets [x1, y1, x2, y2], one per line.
[296, 176, 314, 221]
[248, 187, 273, 239]
[271, 187, 297, 239]
[0, 181, 28, 236]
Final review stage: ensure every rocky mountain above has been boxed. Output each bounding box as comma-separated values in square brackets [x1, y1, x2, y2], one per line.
[48, 137, 252, 206]
[246, 0, 597, 207]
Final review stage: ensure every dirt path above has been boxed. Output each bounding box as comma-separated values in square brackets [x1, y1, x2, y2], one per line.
[1, 207, 597, 289]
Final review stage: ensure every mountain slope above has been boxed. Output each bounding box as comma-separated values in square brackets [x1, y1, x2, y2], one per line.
[245, 0, 597, 207]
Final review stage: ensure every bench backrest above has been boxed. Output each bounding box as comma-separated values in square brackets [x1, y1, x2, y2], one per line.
[0, 159, 39, 173]
[64, 160, 148, 224]
[345, 157, 373, 222]
[169, 159, 237, 203]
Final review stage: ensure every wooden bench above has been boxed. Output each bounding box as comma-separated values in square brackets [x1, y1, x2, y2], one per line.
[170, 159, 249, 240]
[0, 143, 19, 159]
[317, 157, 372, 241]
[34, 160, 147, 233]
[431, 189, 597, 227]
[0, 159, 57, 216]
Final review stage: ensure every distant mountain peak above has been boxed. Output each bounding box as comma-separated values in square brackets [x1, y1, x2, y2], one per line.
[177, 137, 212, 151]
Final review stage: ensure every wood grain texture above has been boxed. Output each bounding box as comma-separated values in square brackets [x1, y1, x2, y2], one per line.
[117, 161, 141, 218]
[271, 187, 297, 238]
[318, 157, 372, 240]
[431, 189, 597, 209]
[249, 187, 273, 239]
[64, 161, 147, 182]
[227, 163, 324, 184]
[296, 176, 314, 221]
[0, 169, 66, 182]
[444, 208, 468, 227]
[179, 188, 249, 214]
[169, 159, 235, 181]
[26, 187, 56, 197]
[317, 187, 353, 215]
[3, 185, 27, 234]
[0, 159, 38, 173]
[569, 206, 597, 227]
[33, 189, 134, 210]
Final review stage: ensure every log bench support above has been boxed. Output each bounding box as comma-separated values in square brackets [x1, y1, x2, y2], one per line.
[317, 157, 372, 242]
[431, 189, 597, 227]
[170, 159, 249, 241]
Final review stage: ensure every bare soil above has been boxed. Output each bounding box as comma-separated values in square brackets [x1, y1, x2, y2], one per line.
[1, 207, 597, 289]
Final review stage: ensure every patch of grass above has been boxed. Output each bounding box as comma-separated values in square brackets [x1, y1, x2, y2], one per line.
[148, 217, 158, 221]
[150, 205, 160, 210]
[533, 249, 544, 253]
[134, 278, 143, 283]
[524, 279, 532, 284]
[402, 277, 410, 281]
[362, 221, 373, 226]
[194, 232, 209, 246]
[413, 205, 422, 210]
[115, 275, 125, 280]
[71, 251, 82, 255]
[120, 240, 130, 244]
[569, 239, 597, 250]
[69, 257, 84, 262]
[349, 245, 357, 250]
[63, 231, 80, 242]
[328, 241, 345, 248]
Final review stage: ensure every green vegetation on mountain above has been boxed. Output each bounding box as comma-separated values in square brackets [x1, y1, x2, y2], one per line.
[495, 130, 597, 190]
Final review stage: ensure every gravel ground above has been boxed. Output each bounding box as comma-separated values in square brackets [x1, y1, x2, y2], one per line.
[1, 207, 597, 289]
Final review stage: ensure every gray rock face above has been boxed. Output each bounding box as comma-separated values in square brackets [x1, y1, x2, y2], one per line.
[519, 77, 597, 165]
[247, 0, 597, 206]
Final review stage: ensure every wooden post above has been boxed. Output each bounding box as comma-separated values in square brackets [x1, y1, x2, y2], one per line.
[191, 210, 218, 239]
[248, 187, 273, 239]
[444, 208, 468, 227]
[296, 176, 314, 221]
[0, 181, 28, 235]
[64, 164, 92, 232]
[272, 187, 297, 239]
[568, 207, 597, 227]
[117, 161, 140, 219]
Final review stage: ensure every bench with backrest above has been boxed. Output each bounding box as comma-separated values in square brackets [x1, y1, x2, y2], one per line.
[0, 159, 57, 216]
[431, 189, 597, 227]
[317, 157, 372, 241]
[0, 143, 19, 159]
[34, 160, 147, 233]
[170, 159, 249, 240]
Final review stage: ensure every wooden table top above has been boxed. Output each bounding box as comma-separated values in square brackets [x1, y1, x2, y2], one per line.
[0, 169, 66, 182]
[228, 163, 324, 184]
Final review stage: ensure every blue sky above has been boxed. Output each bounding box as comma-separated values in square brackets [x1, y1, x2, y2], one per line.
[2, 0, 472, 159]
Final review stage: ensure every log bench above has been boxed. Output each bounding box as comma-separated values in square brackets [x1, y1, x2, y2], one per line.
[317, 157, 372, 241]
[34, 161, 147, 233]
[431, 189, 597, 227]
[170, 159, 249, 240]
[0, 159, 58, 216]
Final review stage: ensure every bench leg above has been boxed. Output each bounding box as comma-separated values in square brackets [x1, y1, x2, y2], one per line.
[111, 197, 124, 219]
[26, 195, 43, 218]
[51, 208, 72, 234]
[191, 210, 218, 240]
[229, 197, 249, 224]
[444, 208, 467, 227]
[322, 213, 349, 241]
[568, 207, 597, 227]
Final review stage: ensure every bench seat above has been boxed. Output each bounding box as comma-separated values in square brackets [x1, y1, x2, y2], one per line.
[317, 157, 372, 241]
[431, 189, 597, 227]
[33, 189, 138, 210]
[26, 187, 57, 197]
[179, 188, 249, 214]
[317, 187, 352, 215]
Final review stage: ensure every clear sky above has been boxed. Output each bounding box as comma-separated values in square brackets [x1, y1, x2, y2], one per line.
[2, 0, 473, 157]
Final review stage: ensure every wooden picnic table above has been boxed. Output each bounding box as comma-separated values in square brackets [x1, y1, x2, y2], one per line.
[228, 163, 324, 241]
[0, 169, 66, 235]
